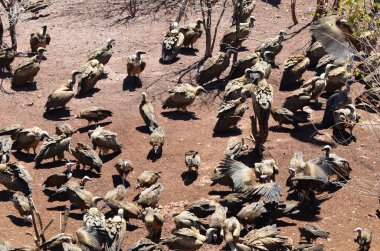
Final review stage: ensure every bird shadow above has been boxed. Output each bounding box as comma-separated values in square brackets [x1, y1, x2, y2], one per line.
[212, 128, 242, 138]
[355, 103, 379, 114]
[0, 72, 13, 79]
[11, 82, 37, 92]
[100, 72, 109, 80]
[47, 205, 67, 211]
[43, 109, 71, 121]
[7, 215, 32, 227]
[35, 160, 66, 169]
[0, 190, 13, 202]
[135, 125, 151, 134]
[237, 148, 264, 166]
[331, 128, 356, 146]
[69, 212, 84, 220]
[279, 80, 303, 91]
[159, 57, 180, 65]
[269, 125, 293, 133]
[123, 76, 142, 92]
[12, 151, 35, 163]
[42, 189, 55, 197]
[76, 121, 112, 133]
[290, 123, 334, 146]
[181, 171, 198, 186]
[100, 151, 121, 163]
[203, 79, 226, 91]
[75, 88, 101, 99]
[25, 13, 50, 21]
[208, 190, 234, 197]
[180, 48, 199, 56]
[308, 102, 324, 111]
[261, 0, 281, 8]
[161, 111, 199, 121]
[147, 149, 162, 162]
[72, 168, 101, 179]
[112, 175, 131, 188]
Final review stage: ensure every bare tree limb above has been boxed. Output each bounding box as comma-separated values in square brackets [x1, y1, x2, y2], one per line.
[291, 0, 298, 25]
[210, 0, 228, 53]
[175, 0, 189, 23]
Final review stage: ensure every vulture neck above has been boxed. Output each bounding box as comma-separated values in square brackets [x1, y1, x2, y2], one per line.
[324, 148, 330, 158]
[42, 26, 47, 37]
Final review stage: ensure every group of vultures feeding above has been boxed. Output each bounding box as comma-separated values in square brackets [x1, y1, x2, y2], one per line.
[0, 0, 379, 250]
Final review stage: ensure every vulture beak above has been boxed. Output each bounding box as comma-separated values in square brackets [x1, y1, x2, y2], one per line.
[260, 174, 268, 182]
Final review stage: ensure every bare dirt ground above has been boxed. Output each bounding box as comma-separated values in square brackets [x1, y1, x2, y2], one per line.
[0, 0, 379, 250]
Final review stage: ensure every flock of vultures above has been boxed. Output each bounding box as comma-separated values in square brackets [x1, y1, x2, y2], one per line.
[0, 0, 378, 250]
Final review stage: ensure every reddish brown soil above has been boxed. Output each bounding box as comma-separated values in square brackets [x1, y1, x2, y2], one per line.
[0, 0, 379, 250]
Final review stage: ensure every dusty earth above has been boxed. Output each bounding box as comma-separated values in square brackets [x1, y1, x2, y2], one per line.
[0, 0, 379, 250]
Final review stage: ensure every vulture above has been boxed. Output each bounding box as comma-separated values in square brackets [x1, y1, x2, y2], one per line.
[75, 107, 113, 125]
[282, 88, 312, 113]
[251, 79, 274, 152]
[30, 25, 51, 52]
[69, 142, 103, 173]
[228, 52, 259, 80]
[299, 224, 330, 243]
[0, 47, 16, 73]
[301, 64, 332, 104]
[324, 63, 352, 93]
[251, 51, 272, 79]
[48, 176, 92, 202]
[311, 15, 358, 61]
[253, 159, 279, 183]
[43, 162, 75, 188]
[213, 89, 249, 133]
[162, 227, 206, 250]
[355, 87, 380, 112]
[185, 150, 201, 172]
[45, 70, 81, 111]
[34, 135, 71, 166]
[306, 41, 327, 67]
[127, 50, 146, 77]
[88, 126, 122, 155]
[224, 136, 246, 159]
[55, 121, 74, 137]
[236, 224, 290, 251]
[216, 159, 282, 202]
[83, 197, 105, 228]
[40, 227, 109, 251]
[180, 18, 203, 48]
[221, 216, 241, 246]
[270, 106, 300, 128]
[11, 48, 46, 88]
[103, 185, 128, 211]
[130, 238, 165, 251]
[137, 183, 164, 208]
[135, 171, 161, 190]
[223, 68, 258, 101]
[184, 199, 217, 218]
[0, 135, 12, 163]
[236, 201, 266, 227]
[11, 191, 32, 222]
[173, 210, 205, 231]
[139, 92, 158, 132]
[12, 127, 49, 154]
[333, 104, 359, 137]
[280, 54, 310, 91]
[76, 59, 104, 96]
[354, 227, 372, 251]
[161, 21, 185, 63]
[23, 0, 51, 16]
[114, 158, 134, 185]
[206, 204, 227, 243]
[322, 79, 353, 127]
[196, 50, 235, 85]
[105, 209, 127, 251]
[255, 31, 286, 64]
[87, 38, 115, 65]
[0, 162, 33, 196]
[220, 16, 255, 51]
[232, 0, 256, 24]
[162, 84, 206, 111]
[143, 207, 164, 242]
[0, 124, 23, 140]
